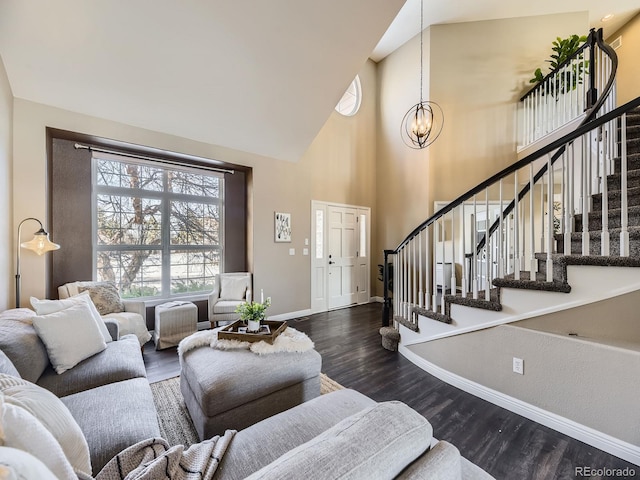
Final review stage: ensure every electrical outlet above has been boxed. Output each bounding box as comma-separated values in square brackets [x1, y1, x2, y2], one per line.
[513, 357, 524, 375]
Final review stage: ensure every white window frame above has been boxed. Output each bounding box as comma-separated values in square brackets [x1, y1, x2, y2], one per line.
[91, 152, 225, 300]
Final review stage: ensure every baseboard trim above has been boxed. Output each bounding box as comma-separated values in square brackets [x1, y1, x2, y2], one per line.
[267, 309, 313, 321]
[370, 296, 384, 303]
[399, 345, 640, 466]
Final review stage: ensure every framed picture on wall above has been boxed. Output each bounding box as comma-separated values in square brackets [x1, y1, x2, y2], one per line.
[275, 212, 292, 242]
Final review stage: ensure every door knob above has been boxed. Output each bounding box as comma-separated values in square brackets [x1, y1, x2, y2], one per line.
[329, 260, 335, 264]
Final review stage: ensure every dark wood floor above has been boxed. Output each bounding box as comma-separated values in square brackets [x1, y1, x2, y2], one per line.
[143, 303, 639, 480]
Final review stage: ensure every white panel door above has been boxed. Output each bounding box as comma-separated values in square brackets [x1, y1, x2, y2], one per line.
[311, 201, 370, 313]
[328, 206, 357, 309]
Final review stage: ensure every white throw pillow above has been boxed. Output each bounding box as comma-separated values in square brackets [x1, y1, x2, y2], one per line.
[220, 276, 248, 300]
[32, 301, 107, 374]
[0, 393, 77, 480]
[31, 291, 113, 343]
[0, 374, 91, 476]
[0, 447, 60, 480]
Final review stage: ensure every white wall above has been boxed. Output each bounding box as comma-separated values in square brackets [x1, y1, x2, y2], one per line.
[11, 60, 379, 315]
[0, 56, 12, 311]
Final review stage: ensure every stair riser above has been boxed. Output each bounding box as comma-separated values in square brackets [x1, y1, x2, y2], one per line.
[607, 173, 640, 190]
[624, 113, 640, 128]
[535, 258, 566, 282]
[557, 238, 640, 257]
[614, 154, 640, 174]
[574, 213, 640, 231]
[617, 124, 640, 139]
[623, 139, 640, 155]
[592, 191, 640, 210]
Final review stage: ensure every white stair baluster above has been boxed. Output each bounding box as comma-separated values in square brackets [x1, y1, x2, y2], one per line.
[514, 170, 521, 280]
[498, 179, 504, 278]
[418, 230, 423, 308]
[472, 196, 478, 299]
[451, 209, 457, 299]
[547, 154, 554, 282]
[582, 133, 590, 255]
[432, 222, 438, 311]
[621, 114, 629, 256]
[425, 224, 431, 309]
[440, 219, 446, 315]
[601, 119, 610, 256]
[461, 203, 467, 297]
[529, 163, 536, 280]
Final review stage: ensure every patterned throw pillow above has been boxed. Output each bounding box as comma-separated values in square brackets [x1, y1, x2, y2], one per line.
[77, 282, 124, 316]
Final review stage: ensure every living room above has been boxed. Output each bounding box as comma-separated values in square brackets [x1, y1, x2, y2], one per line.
[1, 1, 640, 479]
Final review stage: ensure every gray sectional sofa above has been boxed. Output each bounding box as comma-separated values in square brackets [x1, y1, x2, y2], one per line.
[0, 307, 494, 479]
[0, 308, 160, 474]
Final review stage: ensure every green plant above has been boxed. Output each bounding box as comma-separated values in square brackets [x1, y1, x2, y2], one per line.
[235, 297, 271, 323]
[530, 34, 588, 96]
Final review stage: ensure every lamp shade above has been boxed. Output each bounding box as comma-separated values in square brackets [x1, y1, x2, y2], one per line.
[20, 228, 60, 255]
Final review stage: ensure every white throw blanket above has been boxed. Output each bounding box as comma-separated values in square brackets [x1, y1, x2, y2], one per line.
[178, 326, 314, 360]
[95, 431, 235, 480]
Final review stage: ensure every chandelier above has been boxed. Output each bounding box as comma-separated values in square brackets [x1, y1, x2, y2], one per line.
[400, 0, 444, 149]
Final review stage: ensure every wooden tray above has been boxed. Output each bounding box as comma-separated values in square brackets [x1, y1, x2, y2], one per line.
[218, 320, 287, 345]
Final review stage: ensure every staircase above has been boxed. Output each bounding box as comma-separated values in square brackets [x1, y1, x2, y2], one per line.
[381, 30, 640, 465]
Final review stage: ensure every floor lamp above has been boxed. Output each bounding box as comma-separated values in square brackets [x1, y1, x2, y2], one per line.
[15, 217, 60, 308]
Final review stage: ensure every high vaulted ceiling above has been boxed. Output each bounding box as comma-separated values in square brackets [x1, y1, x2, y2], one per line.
[1, 1, 639, 162]
[371, 0, 640, 62]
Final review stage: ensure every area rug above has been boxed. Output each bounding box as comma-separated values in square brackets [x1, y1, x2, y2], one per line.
[150, 373, 344, 447]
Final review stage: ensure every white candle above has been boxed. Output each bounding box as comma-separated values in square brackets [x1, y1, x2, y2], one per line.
[261, 289, 264, 303]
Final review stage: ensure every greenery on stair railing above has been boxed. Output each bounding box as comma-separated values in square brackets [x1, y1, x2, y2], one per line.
[530, 34, 588, 97]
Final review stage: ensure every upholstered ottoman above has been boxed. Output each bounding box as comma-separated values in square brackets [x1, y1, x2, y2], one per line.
[180, 345, 322, 440]
[154, 301, 198, 350]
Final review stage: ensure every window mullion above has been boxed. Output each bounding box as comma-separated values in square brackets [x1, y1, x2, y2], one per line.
[161, 170, 171, 297]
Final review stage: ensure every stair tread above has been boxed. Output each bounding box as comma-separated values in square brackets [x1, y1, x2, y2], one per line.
[444, 290, 502, 312]
[493, 272, 571, 293]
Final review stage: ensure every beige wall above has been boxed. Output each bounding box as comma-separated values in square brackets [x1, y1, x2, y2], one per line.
[0, 57, 12, 311]
[11, 60, 378, 315]
[409, 322, 640, 445]
[517, 289, 640, 346]
[373, 13, 588, 294]
[609, 12, 640, 105]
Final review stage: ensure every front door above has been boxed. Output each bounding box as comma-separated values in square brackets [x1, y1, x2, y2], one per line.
[328, 206, 358, 309]
[311, 201, 370, 313]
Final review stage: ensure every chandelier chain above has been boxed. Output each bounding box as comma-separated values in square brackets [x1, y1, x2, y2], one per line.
[419, 0, 423, 102]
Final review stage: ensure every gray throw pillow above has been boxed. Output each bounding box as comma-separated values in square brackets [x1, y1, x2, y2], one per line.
[77, 282, 124, 316]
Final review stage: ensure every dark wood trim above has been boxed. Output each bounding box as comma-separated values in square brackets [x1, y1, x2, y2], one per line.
[45, 128, 252, 297]
[46, 128, 251, 174]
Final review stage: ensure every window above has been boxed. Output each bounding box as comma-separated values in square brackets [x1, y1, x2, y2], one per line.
[93, 153, 223, 299]
[335, 75, 362, 116]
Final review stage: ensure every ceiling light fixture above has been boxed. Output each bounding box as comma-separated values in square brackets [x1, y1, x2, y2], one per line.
[601, 13, 614, 22]
[401, 0, 444, 149]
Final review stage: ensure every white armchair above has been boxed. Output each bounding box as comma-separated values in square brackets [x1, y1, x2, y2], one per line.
[208, 272, 252, 327]
[58, 281, 151, 347]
